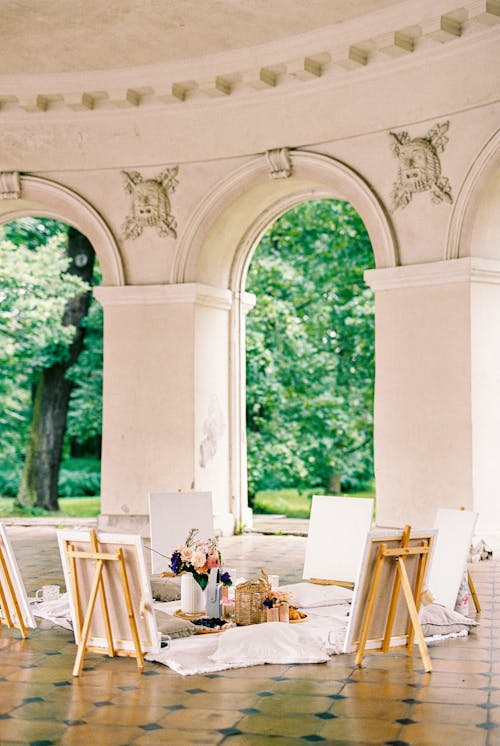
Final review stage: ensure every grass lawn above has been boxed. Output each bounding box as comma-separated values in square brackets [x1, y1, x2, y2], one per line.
[253, 486, 375, 519]
[0, 496, 101, 518]
[0, 486, 375, 521]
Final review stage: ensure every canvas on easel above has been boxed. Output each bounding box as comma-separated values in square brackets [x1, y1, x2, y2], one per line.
[149, 491, 214, 574]
[57, 529, 160, 676]
[344, 526, 437, 672]
[426, 508, 478, 611]
[0, 523, 36, 638]
[302, 496, 374, 587]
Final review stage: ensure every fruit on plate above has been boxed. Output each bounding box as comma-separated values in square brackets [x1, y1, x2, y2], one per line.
[289, 605, 307, 621]
[190, 617, 227, 630]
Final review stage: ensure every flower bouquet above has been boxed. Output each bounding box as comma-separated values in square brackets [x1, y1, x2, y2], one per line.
[169, 528, 232, 591]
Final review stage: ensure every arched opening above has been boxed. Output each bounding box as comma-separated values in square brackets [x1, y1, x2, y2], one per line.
[244, 198, 375, 518]
[182, 152, 395, 528]
[0, 216, 103, 515]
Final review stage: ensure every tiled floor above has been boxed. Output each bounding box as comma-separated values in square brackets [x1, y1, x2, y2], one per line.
[0, 524, 499, 745]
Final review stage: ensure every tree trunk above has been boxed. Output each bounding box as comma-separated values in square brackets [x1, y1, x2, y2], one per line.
[16, 228, 95, 510]
[327, 471, 342, 494]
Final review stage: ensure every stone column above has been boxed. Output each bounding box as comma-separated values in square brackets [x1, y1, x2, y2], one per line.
[365, 258, 500, 543]
[94, 283, 233, 536]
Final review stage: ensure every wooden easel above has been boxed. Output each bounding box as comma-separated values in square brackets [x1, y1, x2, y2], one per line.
[0, 544, 28, 638]
[355, 525, 433, 673]
[64, 529, 144, 677]
[468, 570, 481, 613]
[459, 508, 481, 614]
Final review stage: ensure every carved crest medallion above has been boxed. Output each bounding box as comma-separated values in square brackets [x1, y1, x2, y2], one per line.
[121, 167, 179, 240]
[390, 121, 453, 210]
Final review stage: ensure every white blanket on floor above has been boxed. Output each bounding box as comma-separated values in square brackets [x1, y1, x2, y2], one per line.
[30, 592, 349, 675]
[145, 600, 350, 675]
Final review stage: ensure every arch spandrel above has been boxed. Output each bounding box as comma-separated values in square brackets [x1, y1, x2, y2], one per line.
[447, 130, 500, 262]
[0, 175, 124, 286]
[176, 151, 398, 289]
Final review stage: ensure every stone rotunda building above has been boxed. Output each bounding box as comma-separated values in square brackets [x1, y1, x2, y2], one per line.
[1, 1, 499, 543]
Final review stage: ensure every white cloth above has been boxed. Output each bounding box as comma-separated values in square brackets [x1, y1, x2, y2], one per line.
[146, 600, 350, 675]
[30, 592, 73, 631]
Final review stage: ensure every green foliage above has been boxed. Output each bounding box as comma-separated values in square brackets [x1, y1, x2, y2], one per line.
[66, 298, 103, 445]
[246, 199, 375, 498]
[0, 220, 90, 463]
[0, 495, 101, 518]
[0, 218, 104, 475]
[0, 458, 101, 498]
[57, 457, 101, 497]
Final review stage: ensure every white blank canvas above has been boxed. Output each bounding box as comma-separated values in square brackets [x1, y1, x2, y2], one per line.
[0, 523, 36, 630]
[426, 508, 478, 609]
[303, 495, 374, 584]
[149, 491, 214, 574]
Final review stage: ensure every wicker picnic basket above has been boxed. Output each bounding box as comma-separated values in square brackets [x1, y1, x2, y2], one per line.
[234, 571, 270, 626]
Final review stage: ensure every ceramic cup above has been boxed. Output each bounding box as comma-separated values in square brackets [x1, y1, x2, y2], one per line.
[35, 585, 60, 603]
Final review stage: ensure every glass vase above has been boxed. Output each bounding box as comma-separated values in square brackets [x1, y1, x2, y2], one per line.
[180, 572, 205, 615]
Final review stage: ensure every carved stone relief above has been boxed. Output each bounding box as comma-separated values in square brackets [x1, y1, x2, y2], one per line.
[0, 171, 21, 199]
[390, 121, 453, 210]
[199, 395, 225, 468]
[121, 167, 179, 240]
[266, 147, 292, 179]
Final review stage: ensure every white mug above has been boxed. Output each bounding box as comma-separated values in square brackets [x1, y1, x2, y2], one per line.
[36, 585, 60, 603]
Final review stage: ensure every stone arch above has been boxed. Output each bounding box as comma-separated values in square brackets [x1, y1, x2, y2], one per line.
[0, 174, 124, 285]
[175, 150, 398, 288]
[177, 150, 394, 526]
[447, 129, 500, 261]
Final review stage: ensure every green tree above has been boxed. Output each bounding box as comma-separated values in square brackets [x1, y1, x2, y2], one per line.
[245, 199, 375, 499]
[0, 218, 97, 509]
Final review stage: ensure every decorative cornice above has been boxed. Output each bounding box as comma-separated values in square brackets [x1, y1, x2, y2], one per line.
[364, 258, 500, 291]
[0, 2, 497, 116]
[94, 283, 232, 310]
[0, 171, 20, 199]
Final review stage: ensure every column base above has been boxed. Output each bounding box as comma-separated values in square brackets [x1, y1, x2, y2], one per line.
[97, 513, 150, 537]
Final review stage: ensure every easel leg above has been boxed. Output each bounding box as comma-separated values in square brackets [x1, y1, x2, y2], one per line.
[406, 541, 429, 651]
[467, 569, 481, 614]
[67, 541, 83, 639]
[396, 558, 432, 673]
[117, 549, 144, 670]
[355, 545, 386, 667]
[89, 531, 115, 657]
[73, 560, 104, 677]
[382, 525, 411, 652]
[0, 547, 28, 638]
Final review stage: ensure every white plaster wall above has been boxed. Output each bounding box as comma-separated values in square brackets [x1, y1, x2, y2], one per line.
[193, 303, 231, 523]
[471, 281, 500, 538]
[373, 282, 473, 528]
[99, 297, 196, 516]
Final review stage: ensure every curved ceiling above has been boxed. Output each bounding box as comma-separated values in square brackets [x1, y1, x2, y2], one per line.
[2, 0, 401, 74]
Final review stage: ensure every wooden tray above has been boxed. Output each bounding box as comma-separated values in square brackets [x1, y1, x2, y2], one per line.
[289, 614, 308, 624]
[191, 620, 235, 635]
[174, 608, 204, 620]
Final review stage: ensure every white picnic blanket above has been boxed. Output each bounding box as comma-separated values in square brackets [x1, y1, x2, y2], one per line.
[146, 600, 350, 675]
[30, 584, 476, 677]
[29, 590, 350, 675]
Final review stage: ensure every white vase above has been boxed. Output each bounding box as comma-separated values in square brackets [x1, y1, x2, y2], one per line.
[181, 572, 205, 615]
